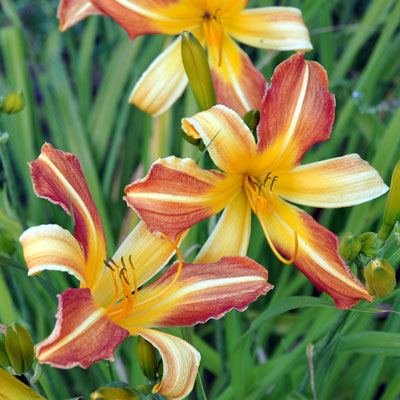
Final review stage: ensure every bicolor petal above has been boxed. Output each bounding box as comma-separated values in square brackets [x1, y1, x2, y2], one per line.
[118, 256, 272, 328]
[255, 52, 335, 173]
[132, 329, 200, 400]
[57, 0, 101, 31]
[208, 33, 267, 116]
[257, 198, 373, 309]
[182, 105, 257, 174]
[194, 190, 251, 263]
[224, 7, 312, 50]
[36, 288, 129, 369]
[129, 36, 188, 116]
[277, 154, 389, 208]
[91, 0, 201, 39]
[124, 156, 242, 240]
[19, 224, 85, 282]
[30, 143, 107, 288]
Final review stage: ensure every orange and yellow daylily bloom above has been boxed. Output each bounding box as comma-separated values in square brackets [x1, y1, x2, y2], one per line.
[57, 0, 312, 116]
[19, 144, 272, 399]
[124, 53, 389, 309]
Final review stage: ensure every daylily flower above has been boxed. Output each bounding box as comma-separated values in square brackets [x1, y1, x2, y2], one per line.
[19, 144, 272, 400]
[57, 0, 312, 116]
[124, 53, 389, 309]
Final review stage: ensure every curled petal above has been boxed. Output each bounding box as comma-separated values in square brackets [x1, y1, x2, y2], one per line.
[132, 329, 200, 400]
[129, 36, 187, 116]
[0, 368, 46, 400]
[118, 256, 272, 328]
[30, 143, 106, 288]
[224, 7, 312, 50]
[277, 154, 389, 208]
[57, 0, 101, 31]
[257, 198, 373, 309]
[124, 156, 241, 240]
[182, 105, 257, 174]
[19, 224, 85, 282]
[36, 288, 129, 369]
[255, 53, 335, 173]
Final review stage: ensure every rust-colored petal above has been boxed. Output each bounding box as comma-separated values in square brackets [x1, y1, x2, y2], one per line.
[36, 288, 129, 369]
[118, 256, 272, 328]
[29, 143, 106, 288]
[124, 156, 242, 240]
[255, 52, 335, 174]
[57, 0, 101, 31]
[132, 329, 200, 400]
[257, 198, 373, 309]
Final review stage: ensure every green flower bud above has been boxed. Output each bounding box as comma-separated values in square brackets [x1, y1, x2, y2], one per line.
[0, 334, 11, 368]
[136, 336, 157, 381]
[5, 323, 34, 375]
[157, 359, 163, 378]
[339, 232, 362, 261]
[243, 109, 261, 137]
[181, 31, 216, 111]
[358, 232, 378, 252]
[1, 89, 25, 114]
[378, 160, 400, 242]
[90, 387, 139, 400]
[364, 258, 396, 298]
[363, 245, 380, 257]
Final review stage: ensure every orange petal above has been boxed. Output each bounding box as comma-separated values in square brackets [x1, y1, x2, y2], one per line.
[257, 198, 373, 309]
[277, 154, 389, 208]
[91, 0, 201, 39]
[194, 189, 251, 263]
[57, 0, 101, 31]
[19, 224, 85, 282]
[224, 7, 312, 50]
[0, 368, 46, 400]
[118, 256, 272, 328]
[132, 329, 200, 400]
[182, 105, 257, 174]
[124, 157, 242, 240]
[129, 36, 188, 116]
[208, 32, 267, 116]
[255, 52, 335, 173]
[30, 143, 106, 288]
[36, 288, 129, 369]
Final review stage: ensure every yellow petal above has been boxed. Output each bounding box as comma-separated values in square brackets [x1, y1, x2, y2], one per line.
[19, 224, 85, 282]
[58, 0, 101, 31]
[194, 189, 251, 263]
[224, 7, 312, 50]
[132, 329, 200, 400]
[182, 105, 257, 174]
[0, 368, 46, 400]
[277, 154, 389, 208]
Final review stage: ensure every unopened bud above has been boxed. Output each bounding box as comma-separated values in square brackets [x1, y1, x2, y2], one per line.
[363, 245, 380, 257]
[358, 232, 378, 252]
[90, 387, 139, 400]
[1, 89, 25, 114]
[364, 258, 396, 298]
[0, 335, 11, 368]
[243, 109, 260, 137]
[5, 323, 34, 374]
[181, 31, 216, 111]
[157, 359, 163, 378]
[136, 336, 157, 381]
[378, 160, 400, 242]
[339, 233, 362, 261]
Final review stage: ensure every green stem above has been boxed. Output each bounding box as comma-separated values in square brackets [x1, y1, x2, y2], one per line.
[180, 327, 208, 400]
[107, 360, 117, 382]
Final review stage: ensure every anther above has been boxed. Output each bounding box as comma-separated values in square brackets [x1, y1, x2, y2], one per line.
[270, 176, 278, 190]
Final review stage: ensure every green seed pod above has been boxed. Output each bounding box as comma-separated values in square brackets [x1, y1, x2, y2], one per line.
[378, 160, 400, 242]
[181, 30, 216, 111]
[136, 336, 157, 381]
[339, 232, 362, 261]
[0, 335, 11, 368]
[358, 232, 378, 253]
[89, 387, 140, 400]
[364, 258, 396, 298]
[243, 109, 261, 137]
[5, 323, 34, 375]
[1, 89, 25, 114]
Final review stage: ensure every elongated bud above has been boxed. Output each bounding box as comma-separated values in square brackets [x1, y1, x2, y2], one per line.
[364, 258, 396, 298]
[1, 89, 25, 114]
[0, 335, 11, 368]
[358, 232, 378, 253]
[243, 109, 260, 138]
[5, 323, 34, 375]
[378, 160, 400, 242]
[181, 31, 216, 111]
[90, 387, 140, 400]
[136, 336, 157, 381]
[339, 232, 362, 261]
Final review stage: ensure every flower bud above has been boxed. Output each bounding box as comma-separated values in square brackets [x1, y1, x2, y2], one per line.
[339, 232, 362, 261]
[1, 89, 25, 114]
[0, 335, 11, 368]
[181, 31, 216, 111]
[364, 258, 396, 298]
[136, 336, 157, 381]
[363, 245, 380, 257]
[5, 323, 34, 375]
[243, 109, 260, 137]
[358, 232, 378, 252]
[90, 387, 139, 400]
[378, 160, 400, 242]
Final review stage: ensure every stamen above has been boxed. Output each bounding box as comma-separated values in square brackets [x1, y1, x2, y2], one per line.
[128, 255, 138, 309]
[104, 260, 120, 312]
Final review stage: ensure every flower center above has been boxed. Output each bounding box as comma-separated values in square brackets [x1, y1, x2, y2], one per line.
[202, 10, 224, 66]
